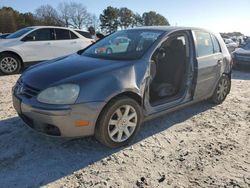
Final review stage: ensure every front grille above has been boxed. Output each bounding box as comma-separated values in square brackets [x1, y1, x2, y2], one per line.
[15, 80, 41, 98]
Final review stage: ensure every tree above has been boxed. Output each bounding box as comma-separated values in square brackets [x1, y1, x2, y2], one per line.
[68, 2, 91, 29]
[0, 7, 38, 33]
[58, 2, 71, 27]
[22, 12, 36, 26]
[35, 4, 63, 26]
[100, 6, 119, 34]
[118, 7, 134, 29]
[132, 13, 143, 27]
[0, 8, 17, 33]
[86, 14, 99, 30]
[142, 11, 169, 26]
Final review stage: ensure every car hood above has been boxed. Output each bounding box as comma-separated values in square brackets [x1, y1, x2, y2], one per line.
[234, 48, 250, 55]
[0, 38, 18, 47]
[21, 54, 135, 89]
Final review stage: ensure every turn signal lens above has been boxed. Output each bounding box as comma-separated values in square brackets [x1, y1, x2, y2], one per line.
[75, 121, 89, 127]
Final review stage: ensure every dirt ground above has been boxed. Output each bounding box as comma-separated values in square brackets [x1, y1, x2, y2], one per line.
[0, 70, 249, 188]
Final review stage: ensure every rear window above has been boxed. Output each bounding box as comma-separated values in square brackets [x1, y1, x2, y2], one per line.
[70, 31, 79, 39]
[194, 31, 214, 57]
[75, 30, 92, 39]
[55, 29, 70, 40]
[211, 35, 221, 53]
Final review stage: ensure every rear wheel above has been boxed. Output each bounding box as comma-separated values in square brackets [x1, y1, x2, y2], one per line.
[0, 53, 22, 75]
[95, 96, 142, 148]
[210, 74, 231, 104]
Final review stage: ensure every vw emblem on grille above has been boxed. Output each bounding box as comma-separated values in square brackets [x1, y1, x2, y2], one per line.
[16, 83, 25, 95]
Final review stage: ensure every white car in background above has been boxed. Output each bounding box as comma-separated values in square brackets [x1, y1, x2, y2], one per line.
[0, 26, 93, 74]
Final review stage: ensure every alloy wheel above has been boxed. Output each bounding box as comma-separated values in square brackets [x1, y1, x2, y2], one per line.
[108, 105, 138, 143]
[216, 77, 229, 101]
[0, 57, 18, 73]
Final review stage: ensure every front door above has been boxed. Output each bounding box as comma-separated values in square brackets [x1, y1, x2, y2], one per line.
[144, 31, 194, 115]
[20, 28, 56, 62]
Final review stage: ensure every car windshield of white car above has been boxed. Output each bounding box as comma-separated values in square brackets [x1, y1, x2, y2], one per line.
[6, 28, 34, 39]
[82, 29, 164, 60]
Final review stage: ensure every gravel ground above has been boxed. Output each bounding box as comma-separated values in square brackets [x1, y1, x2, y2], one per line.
[0, 70, 249, 188]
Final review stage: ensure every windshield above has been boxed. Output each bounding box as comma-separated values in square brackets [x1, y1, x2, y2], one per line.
[82, 29, 164, 60]
[6, 28, 34, 39]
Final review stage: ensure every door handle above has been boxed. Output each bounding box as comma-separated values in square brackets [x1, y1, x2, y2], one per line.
[217, 59, 223, 66]
[71, 41, 77, 44]
[46, 42, 51, 45]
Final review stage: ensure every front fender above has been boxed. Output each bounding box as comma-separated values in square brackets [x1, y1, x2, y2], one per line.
[75, 60, 149, 103]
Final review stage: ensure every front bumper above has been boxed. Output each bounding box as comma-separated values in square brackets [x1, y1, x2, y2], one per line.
[13, 94, 105, 137]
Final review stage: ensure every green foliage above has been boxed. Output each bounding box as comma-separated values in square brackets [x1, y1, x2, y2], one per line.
[132, 13, 144, 27]
[119, 7, 134, 29]
[142, 11, 170, 26]
[0, 7, 36, 33]
[100, 6, 119, 34]
[0, 4, 171, 34]
[100, 7, 170, 33]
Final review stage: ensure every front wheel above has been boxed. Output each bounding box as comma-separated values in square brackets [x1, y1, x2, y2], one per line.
[210, 74, 231, 104]
[95, 96, 143, 148]
[0, 53, 22, 75]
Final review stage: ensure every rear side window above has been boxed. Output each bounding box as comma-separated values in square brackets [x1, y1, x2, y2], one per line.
[75, 30, 92, 39]
[55, 29, 70, 40]
[24, 28, 54, 41]
[70, 31, 79, 39]
[194, 31, 214, 57]
[211, 35, 221, 53]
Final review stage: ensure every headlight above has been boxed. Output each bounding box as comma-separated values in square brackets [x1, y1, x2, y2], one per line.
[37, 84, 80, 104]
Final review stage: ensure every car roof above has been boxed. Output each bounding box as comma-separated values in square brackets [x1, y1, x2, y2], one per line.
[128, 26, 213, 33]
[26, 26, 75, 30]
[74, 29, 89, 32]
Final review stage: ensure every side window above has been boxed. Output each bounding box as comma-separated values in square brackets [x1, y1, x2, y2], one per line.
[75, 30, 92, 39]
[211, 35, 221, 53]
[24, 28, 54, 41]
[70, 31, 79, 39]
[194, 31, 214, 57]
[55, 29, 70, 40]
[151, 33, 189, 62]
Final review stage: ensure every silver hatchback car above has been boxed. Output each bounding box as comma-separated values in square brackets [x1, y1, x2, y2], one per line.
[13, 27, 232, 148]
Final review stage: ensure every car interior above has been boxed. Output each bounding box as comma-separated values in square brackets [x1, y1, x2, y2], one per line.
[149, 33, 190, 105]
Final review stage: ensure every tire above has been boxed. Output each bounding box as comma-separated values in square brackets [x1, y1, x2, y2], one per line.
[106, 48, 112, 54]
[0, 53, 22, 75]
[210, 74, 231, 104]
[95, 96, 143, 148]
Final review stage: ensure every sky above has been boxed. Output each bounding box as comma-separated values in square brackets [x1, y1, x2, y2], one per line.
[1, 0, 250, 35]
